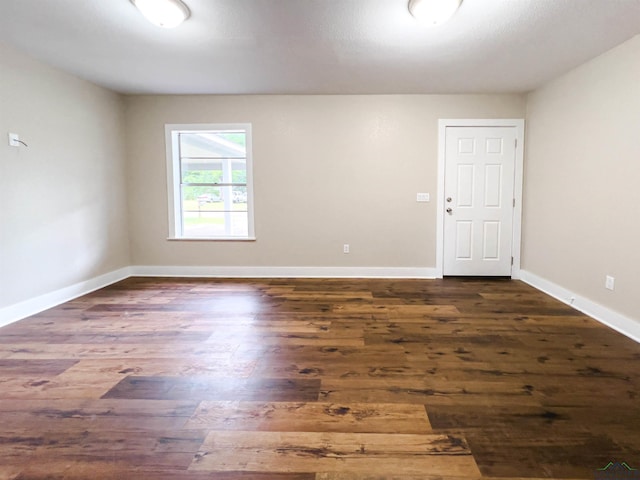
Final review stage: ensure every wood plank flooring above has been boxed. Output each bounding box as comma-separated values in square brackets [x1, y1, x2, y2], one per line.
[1, 277, 640, 479]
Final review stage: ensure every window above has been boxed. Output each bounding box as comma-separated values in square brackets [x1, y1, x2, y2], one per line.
[166, 124, 254, 240]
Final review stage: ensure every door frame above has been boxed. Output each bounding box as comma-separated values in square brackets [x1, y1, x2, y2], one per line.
[436, 119, 525, 279]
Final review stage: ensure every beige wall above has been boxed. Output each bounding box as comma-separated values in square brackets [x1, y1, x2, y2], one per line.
[125, 94, 525, 269]
[3, 29, 638, 327]
[523, 35, 640, 320]
[0, 43, 130, 308]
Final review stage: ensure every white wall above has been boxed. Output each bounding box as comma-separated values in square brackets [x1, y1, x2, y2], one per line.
[0, 43, 130, 310]
[523, 35, 640, 321]
[124, 94, 525, 272]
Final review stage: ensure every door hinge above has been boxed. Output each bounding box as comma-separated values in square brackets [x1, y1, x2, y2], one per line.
[513, 198, 516, 207]
[515, 139, 517, 148]
[511, 256, 514, 266]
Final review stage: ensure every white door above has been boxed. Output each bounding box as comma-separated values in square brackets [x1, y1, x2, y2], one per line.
[443, 126, 516, 276]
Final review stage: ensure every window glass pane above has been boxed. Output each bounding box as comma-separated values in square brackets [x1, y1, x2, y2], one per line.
[181, 159, 223, 184]
[182, 211, 249, 238]
[181, 159, 246, 185]
[181, 186, 248, 237]
[230, 159, 247, 184]
[179, 132, 246, 159]
[216, 132, 246, 149]
[182, 211, 224, 238]
[228, 212, 249, 236]
[182, 186, 223, 206]
[232, 186, 247, 204]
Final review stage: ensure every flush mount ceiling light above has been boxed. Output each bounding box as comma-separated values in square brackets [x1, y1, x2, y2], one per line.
[131, 0, 190, 28]
[408, 0, 462, 26]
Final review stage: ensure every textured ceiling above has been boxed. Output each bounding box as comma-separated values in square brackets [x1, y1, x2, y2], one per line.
[1, 0, 639, 95]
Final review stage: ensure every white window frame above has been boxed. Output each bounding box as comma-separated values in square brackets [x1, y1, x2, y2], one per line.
[165, 123, 255, 241]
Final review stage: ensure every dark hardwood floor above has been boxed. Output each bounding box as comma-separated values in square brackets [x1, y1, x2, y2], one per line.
[0, 277, 639, 479]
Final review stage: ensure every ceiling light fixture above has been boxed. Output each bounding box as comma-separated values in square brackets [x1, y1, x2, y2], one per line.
[131, 0, 190, 28]
[408, 0, 462, 26]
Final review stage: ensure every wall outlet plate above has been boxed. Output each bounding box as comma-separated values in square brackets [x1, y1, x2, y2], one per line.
[8, 133, 20, 147]
[605, 275, 615, 290]
[416, 193, 430, 202]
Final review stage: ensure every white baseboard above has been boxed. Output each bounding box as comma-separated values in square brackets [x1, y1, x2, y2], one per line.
[520, 270, 640, 344]
[131, 265, 438, 279]
[4, 265, 636, 346]
[0, 265, 437, 329]
[0, 267, 132, 329]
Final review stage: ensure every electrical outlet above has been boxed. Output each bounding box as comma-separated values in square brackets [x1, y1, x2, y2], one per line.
[343, 244, 350, 254]
[605, 275, 615, 291]
[416, 193, 430, 202]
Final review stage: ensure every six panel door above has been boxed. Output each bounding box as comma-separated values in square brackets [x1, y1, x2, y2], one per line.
[443, 126, 516, 276]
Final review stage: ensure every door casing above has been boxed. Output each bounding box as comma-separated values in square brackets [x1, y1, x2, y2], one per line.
[436, 119, 525, 279]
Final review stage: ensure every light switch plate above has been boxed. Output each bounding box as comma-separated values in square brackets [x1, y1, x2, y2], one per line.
[416, 193, 430, 202]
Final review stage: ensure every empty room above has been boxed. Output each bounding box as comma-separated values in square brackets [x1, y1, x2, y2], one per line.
[1, 0, 640, 478]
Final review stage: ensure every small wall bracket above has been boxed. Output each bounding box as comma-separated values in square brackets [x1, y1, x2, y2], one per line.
[8, 133, 28, 147]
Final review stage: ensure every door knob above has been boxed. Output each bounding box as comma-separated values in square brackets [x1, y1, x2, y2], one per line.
[446, 207, 453, 214]
[446, 197, 452, 203]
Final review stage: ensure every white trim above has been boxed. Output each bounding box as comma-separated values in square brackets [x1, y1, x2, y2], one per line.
[0, 267, 132, 329]
[131, 265, 437, 279]
[0, 265, 434, 329]
[166, 237, 257, 242]
[164, 123, 255, 240]
[520, 270, 640, 344]
[6, 265, 637, 347]
[436, 119, 525, 278]
[165, 125, 181, 239]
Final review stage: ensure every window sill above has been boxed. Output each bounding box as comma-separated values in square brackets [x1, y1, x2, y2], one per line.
[167, 237, 257, 242]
